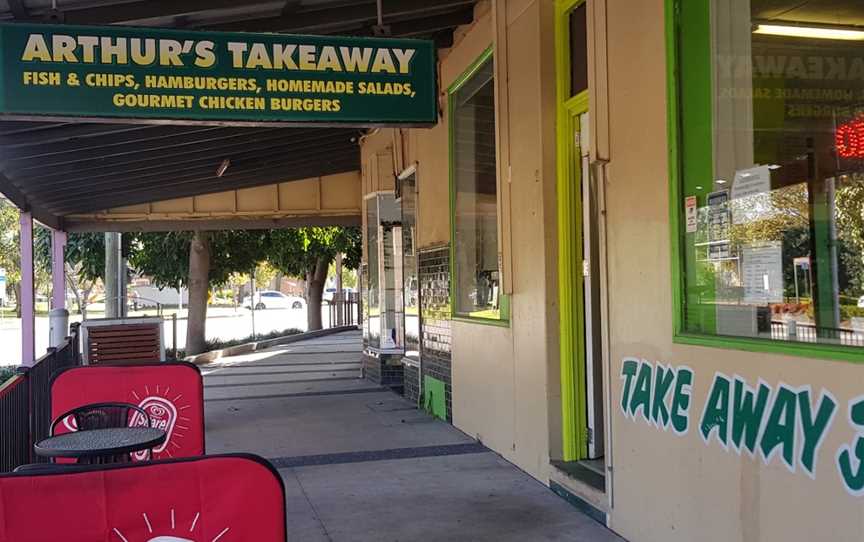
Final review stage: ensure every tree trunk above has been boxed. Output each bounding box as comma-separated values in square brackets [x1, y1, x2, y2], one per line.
[306, 257, 328, 331]
[186, 231, 211, 355]
[65, 264, 82, 315]
[12, 282, 21, 318]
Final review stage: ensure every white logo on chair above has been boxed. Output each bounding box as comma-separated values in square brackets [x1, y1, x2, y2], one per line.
[62, 415, 78, 432]
[111, 509, 230, 542]
[59, 385, 192, 459]
[130, 397, 178, 460]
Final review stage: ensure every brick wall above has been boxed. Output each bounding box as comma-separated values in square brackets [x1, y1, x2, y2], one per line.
[362, 352, 404, 392]
[403, 363, 420, 405]
[418, 246, 453, 422]
[362, 352, 380, 384]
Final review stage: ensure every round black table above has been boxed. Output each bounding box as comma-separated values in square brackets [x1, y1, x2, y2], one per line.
[34, 428, 167, 464]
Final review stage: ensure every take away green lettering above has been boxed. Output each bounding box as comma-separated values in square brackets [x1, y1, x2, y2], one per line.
[630, 362, 653, 423]
[759, 384, 799, 471]
[797, 388, 837, 478]
[837, 396, 864, 496]
[619, 359, 693, 434]
[700, 373, 732, 447]
[730, 377, 771, 456]
[620, 359, 639, 416]
[651, 364, 675, 428]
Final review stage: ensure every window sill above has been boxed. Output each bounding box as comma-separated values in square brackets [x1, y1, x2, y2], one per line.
[673, 332, 864, 365]
[451, 315, 510, 328]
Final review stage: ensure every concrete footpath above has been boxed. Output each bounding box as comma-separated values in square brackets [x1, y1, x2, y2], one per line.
[204, 330, 624, 542]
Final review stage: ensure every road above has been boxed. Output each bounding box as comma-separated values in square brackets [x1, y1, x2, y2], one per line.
[0, 306, 338, 366]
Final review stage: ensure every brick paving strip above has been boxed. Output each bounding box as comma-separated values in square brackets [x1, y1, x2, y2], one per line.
[205, 387, 386, 402]
[204, 376, 361, 388]
[268, 442, 489, 469]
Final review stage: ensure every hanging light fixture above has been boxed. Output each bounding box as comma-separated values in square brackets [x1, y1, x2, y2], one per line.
[216, 159, 231, 177]
[753, 23, 864, 41]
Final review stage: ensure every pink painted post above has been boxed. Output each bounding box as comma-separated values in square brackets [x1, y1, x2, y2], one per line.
[51, 230, 67, 311]
[19, 212, 34, 366]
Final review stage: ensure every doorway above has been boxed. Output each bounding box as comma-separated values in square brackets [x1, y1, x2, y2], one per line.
[555, 0, 606, 485]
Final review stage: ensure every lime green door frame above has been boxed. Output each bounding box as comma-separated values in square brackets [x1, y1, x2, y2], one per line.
[556, 0, 590, 462]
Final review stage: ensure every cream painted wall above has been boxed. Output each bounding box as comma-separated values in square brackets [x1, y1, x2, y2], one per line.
[603, 1, 864, 541]
[430, 0, 560, 481]
[358, 0, 559, 482]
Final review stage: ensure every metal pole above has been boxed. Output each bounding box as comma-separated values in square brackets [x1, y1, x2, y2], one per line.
[172, 313, 178, 358]
[794, 264, 800, 304]
[335, 253, 344, 326]
[250, 270, 256, 339]
[104, 232, 120, 319]
[120, 249, 128, 318]
[19, 212, 34, 365]
[51, 230, 66, 312]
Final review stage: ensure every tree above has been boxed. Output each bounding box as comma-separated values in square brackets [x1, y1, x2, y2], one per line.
[267, 227, 361, 330]
[0, 199, 20, 314]
[836, 179, 864, 294]
[129, 230, 268, 354]
[34, 229, 109, 316]
[329, 260, 358, 289]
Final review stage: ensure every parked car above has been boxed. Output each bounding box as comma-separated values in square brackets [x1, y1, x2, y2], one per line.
[324, 287, 356, 302]
[243, 291, 305, 310]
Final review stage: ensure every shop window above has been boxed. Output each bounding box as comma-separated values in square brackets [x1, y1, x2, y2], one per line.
[449, 50, 506, 321]
[398, 170, 420, 359]
[364, 193, 404, 352]
[674, 0, 864, 355]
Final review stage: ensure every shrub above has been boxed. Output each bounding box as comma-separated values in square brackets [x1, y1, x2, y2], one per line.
[0, 366, 17, 386]
[166, 327, 304, 360]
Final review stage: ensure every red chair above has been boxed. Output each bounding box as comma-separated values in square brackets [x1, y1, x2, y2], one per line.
[51, 362, 205, 460]
[0, 454, 287, 542]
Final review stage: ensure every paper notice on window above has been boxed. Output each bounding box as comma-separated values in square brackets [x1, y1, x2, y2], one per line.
[731, 165, 773, 224]
[742, 242, 783, 304]
[685, 196, 698, 233]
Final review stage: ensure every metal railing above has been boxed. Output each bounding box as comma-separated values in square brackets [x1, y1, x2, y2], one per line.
[82, 295, 164, 318]
[0, 375, 30, 473]
[770, 321, 864, 347]
[0, 323, 81, 472]
[327, 292, 362, 327]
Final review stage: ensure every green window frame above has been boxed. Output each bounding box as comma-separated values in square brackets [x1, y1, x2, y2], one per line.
[666, 0, 864, 363]
[448, 45, 510, 325]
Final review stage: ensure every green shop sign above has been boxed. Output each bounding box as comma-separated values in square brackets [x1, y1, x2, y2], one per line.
[0, 23, 437, 126]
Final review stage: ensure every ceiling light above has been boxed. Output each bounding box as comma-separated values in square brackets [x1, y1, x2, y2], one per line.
[716, 179, 727, 185]
[216, 159, 231, 178]
[754, 24, 864, 41]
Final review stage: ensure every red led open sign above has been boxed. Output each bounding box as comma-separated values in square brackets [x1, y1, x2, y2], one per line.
[836, 115, 864, 159]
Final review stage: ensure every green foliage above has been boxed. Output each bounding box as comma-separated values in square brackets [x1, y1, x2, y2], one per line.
[840, 304, 864, 321]
[130, 230, 268, 289]
[166, 327, 303, 359]
[34, 229, 134, 282]
[329, 261, 359, 289]
[836, 180, 864, 294]
[0, 199, 20, 288]
[267, 227, 361, 277]
[0, 366, 16, 385]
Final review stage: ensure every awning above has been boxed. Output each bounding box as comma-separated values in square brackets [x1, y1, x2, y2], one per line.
[0, 0, 476, 228]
